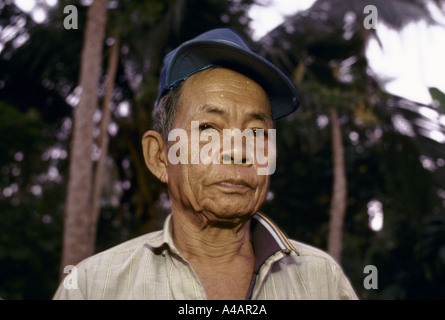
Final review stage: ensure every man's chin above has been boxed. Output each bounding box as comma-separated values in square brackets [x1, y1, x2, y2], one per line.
[201, 210, 254, 229]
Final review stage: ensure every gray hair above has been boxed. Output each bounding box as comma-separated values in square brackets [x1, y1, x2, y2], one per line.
[152, 82, 184, 141]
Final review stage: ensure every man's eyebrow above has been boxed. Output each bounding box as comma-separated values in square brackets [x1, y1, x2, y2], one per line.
[197, 104, 227, 116]
[196, 104, 272, 124]
[246, 111, 270, 123]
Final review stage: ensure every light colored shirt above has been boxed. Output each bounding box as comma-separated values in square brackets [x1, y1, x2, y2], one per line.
[53, 212, 358, 300]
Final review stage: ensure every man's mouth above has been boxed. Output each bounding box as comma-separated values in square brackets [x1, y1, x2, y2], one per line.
[214, 178, 254, 192]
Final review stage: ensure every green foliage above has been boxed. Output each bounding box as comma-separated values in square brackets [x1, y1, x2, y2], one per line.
[0, 103, 43, 164]
[430, 87, 445, 114]
[0, 101, 64, 299]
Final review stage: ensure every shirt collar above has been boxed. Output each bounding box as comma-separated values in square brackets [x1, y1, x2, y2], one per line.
[144, 214, 179, 254]
[145, 212, 297, 268]
[250, 212, 296, 272]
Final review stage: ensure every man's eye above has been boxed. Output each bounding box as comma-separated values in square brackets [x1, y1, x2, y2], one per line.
[199, 124, 217, 133]
[252, 128, 267, 137]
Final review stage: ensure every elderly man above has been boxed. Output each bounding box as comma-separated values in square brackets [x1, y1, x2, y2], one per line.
[53, 28, 357, 300]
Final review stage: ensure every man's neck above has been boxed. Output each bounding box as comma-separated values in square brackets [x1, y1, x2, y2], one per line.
[171, 209, 254, 262]
[170, 207, 257, 299]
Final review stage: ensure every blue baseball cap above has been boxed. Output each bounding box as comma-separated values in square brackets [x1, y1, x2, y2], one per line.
[156, 28, 300, 120]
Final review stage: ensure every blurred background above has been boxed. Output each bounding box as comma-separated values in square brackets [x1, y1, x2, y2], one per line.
[0, 0, 444, 300]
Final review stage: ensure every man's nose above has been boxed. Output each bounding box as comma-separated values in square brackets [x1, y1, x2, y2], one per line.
[220, 131, 254, 165]
[221, 152, 251, 164]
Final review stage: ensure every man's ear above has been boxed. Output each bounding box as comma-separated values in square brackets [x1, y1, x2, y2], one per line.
[142, 130, 168, 184]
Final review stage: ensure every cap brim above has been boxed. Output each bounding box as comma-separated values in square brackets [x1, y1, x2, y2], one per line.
[164, 41, 300, 120]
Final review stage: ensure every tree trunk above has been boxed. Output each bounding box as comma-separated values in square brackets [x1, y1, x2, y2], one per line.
[89, 38, 120, 256]
[61, 0, 108, 276]
[327, 108, 348, 263]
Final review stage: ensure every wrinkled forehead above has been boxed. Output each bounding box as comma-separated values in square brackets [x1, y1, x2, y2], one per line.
[177, 67, 273, 123]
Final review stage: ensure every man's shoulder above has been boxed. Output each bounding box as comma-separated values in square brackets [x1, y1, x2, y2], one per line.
[54, 229, 166, 300]
[289, 239, 340, 266]
[78, 229, 163, 266]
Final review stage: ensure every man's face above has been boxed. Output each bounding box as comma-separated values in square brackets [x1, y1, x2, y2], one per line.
[165, 68, 274, 224]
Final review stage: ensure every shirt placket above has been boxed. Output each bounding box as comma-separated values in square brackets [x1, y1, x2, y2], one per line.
[250, 250, 289, 300]
[164, 247, 208, 300]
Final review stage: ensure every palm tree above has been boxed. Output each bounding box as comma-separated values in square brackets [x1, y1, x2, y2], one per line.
[61, 0, 108, 273]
